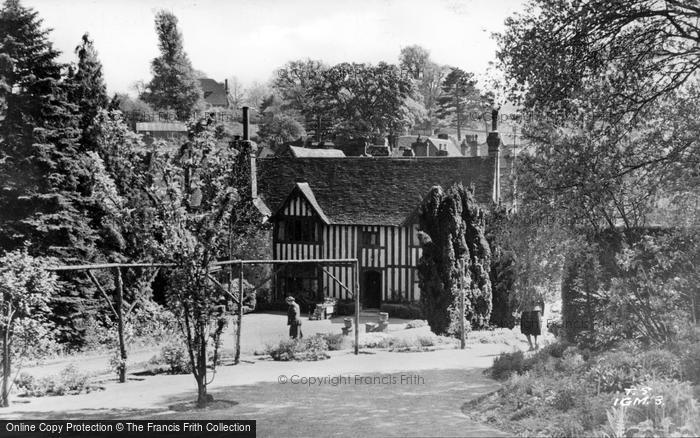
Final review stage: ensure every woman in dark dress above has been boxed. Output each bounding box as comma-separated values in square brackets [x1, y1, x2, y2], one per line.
[286, 296, 303, 339]
[520, 294, 544, 350]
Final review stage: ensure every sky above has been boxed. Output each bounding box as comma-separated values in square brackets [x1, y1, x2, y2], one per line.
[26, 0, 528, 96]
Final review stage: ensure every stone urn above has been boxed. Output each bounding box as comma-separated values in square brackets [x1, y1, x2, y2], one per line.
[378, 312, 389, 323]
[344, 317, 353, 328]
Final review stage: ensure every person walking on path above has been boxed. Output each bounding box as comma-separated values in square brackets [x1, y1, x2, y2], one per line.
[286, 296, 303, 339]
[520, 293, 544, 350]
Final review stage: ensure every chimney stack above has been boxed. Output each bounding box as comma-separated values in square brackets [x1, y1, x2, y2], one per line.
[241, 106, 257, 199]
[242, 106, 250, 141]
[486, 107, 501, 205]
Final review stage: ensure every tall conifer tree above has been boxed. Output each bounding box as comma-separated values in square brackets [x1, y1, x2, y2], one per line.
[141, 10, 202, 121]
[68, 33, 108, 152]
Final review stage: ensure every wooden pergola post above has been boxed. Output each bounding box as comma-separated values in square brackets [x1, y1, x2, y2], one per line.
[234, 261, 244, 364]
[354, 261, 360, 355]
[114, 267, 127, 382]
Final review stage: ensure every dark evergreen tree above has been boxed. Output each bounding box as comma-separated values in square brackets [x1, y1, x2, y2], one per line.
[417, 184, 492, 336]
[67, 33, 108, 152]
[0, 0, 107, 346]
[0, 0, 96, 259]
[485, 207, 517, 328]
[141, 10, 202, 121]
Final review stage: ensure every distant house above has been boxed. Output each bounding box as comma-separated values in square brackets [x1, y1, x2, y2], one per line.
[135, 122, 188, 145]
[254, 154, 504, 307]
[198, 78, 230, 108]
[396, 135, 463, 157]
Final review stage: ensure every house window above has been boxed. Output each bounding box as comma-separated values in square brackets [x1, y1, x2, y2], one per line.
[362, 229, 380, 247]
[278, 219, 318, 243]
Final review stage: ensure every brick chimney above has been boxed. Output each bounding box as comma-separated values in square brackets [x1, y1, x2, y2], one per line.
[242, 106, 258, 199]
[486, 108, 501, 204]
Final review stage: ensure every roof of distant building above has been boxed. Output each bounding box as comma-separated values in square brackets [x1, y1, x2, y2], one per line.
[135, 122, 188, 132]
[288, 146, 346, 158]
[199, 78, 229, 107]
[396, 135, 462, 156]
[257, 156, 496, 226]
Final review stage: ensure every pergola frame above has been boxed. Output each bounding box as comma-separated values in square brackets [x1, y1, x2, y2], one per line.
[46, 258, 361, 383]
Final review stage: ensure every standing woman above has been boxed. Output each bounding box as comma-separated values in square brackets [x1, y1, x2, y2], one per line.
[520, 292, 544, 350]
[286, 296, 303, 339]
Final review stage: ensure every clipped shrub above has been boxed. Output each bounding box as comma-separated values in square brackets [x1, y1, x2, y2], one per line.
[490, 350, 528, 380]
[405, 319, 428, 329]
[354, 333, 393, 349]
[317, 332, 349, 351]
[266, 334, 330, 361]
[555, 348, 585, 373]
[417, 335, 436, 347]
[14, 365, 95, 397]
[380, 303, 423, 320]
[540, 341, 570, 358]
[159, 339, 192, 374]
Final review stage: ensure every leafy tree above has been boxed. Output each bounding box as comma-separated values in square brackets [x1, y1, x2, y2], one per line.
[67, 33, 108, 152]
[225, 75, 246, 110]
[258, 113, 306, 149]
[243, 81, 271, 111]
[310, 62, 414, 140]
[0, 249, 58, 407]
[496, 0, 700, 115]
[498, 1, 699, 241]
[146, 118, 261, 407]
[272, 59, 326, 115]
[399, 45, 431, 80]
[141, 10, 202, 121]
[436, 68, 487, 141]
[398, 46, 450, 134]
[417, 184, 492, 336]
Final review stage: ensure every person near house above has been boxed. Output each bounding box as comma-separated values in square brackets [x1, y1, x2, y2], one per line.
[286, 296, 303, 339]
[520, 293, 545, 350]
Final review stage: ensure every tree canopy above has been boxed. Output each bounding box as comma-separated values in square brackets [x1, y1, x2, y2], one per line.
[309, 62, 415, 139]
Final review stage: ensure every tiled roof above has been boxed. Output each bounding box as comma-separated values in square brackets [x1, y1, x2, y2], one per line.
[199, 78, 229, 107]
[257, 157, 496, 226]
[289, 146, 346, 158]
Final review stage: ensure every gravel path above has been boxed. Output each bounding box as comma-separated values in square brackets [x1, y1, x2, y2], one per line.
[6, 313, 520, 437]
